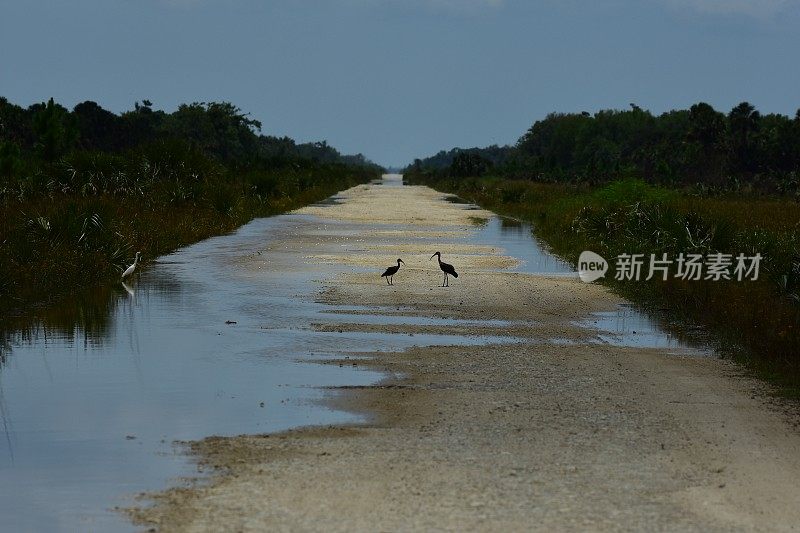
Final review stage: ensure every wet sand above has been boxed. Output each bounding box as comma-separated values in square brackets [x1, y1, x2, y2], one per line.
[129, 177, 800, 531]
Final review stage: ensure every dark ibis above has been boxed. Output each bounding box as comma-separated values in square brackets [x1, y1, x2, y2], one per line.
[430, 251, 458, 287]
[381, 259, 404, 285]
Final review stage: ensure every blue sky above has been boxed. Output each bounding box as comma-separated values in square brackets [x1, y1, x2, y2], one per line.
[2, 0, 798, 166]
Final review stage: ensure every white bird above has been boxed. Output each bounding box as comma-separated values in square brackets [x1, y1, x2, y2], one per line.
[121, 252, 141, 279]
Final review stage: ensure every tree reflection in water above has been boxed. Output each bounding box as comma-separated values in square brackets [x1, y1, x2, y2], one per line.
[0, 272, 183, 369]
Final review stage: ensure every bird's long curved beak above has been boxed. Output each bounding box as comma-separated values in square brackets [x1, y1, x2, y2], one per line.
[399, 259, 405, 264]
[430, 253, 436, 261]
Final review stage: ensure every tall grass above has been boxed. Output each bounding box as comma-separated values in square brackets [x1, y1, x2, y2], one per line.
[0, 143, 378, 315]
[406, 172, 800, 391]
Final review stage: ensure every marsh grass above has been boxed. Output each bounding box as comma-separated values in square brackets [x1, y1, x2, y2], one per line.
[407, 172, 800, 392]
[468, 216, 489, 226]
[0, 145, 377, 316]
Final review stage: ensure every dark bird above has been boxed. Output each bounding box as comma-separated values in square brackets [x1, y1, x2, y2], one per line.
[381, 259, 404, 285]
[430, 251, 458, 287]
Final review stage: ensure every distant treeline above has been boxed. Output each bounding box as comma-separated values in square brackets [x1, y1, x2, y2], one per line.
[408, 145, 512, 176]
[409, 102, 800, 195]
[0, 97, 376, 178]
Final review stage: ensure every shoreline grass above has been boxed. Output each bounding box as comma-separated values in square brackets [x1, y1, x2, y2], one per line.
[1, 166, 378, 319]
[406, 172, 800, 394]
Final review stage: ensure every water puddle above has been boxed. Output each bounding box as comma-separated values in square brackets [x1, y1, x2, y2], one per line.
[578, 304, 711, 354]
[454, 202, 575, 275]
[0, 221, 389, 532]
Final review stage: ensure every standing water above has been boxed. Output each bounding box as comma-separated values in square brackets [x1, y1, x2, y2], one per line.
[0, 175, 701, 531]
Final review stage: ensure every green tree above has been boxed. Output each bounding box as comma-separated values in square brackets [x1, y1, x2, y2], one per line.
[0, 141, 23, 177]
[727, 101, 762, 174]
[120, 99, 165, 147]
[685, 103, 726, 183]
[0, 97, 35, 148]
[73, 101, 124, 151]
[449, 152, 491, 178]
[32, 98, 78, 161]
[162, 102, 261, 163]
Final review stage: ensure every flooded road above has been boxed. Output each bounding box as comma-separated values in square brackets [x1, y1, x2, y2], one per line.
[0, 175, 706, 531]
[129, 175, 800, 532]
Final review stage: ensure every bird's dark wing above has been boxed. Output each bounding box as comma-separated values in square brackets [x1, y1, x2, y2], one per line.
[442, 262, 458, 277]
[381, 267, 394, 277]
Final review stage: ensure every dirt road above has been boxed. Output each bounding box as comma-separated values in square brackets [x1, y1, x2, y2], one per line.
[130, 176, 800, 532]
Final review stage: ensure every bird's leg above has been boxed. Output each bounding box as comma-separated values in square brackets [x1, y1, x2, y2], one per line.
[445, 273, 449, 287]
[390, 276, 393, 286]
[386, 276, 390, 285]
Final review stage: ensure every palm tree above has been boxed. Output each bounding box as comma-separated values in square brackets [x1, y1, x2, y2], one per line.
[728, 102, 762, 173]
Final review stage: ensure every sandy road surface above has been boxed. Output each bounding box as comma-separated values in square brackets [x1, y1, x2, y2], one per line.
[130, 176, 800, 532]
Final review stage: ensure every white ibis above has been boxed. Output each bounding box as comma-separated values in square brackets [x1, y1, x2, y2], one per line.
[121, 251, 141, 279]
[381, 258, 404, 285]
[430, 251, 458, 287]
